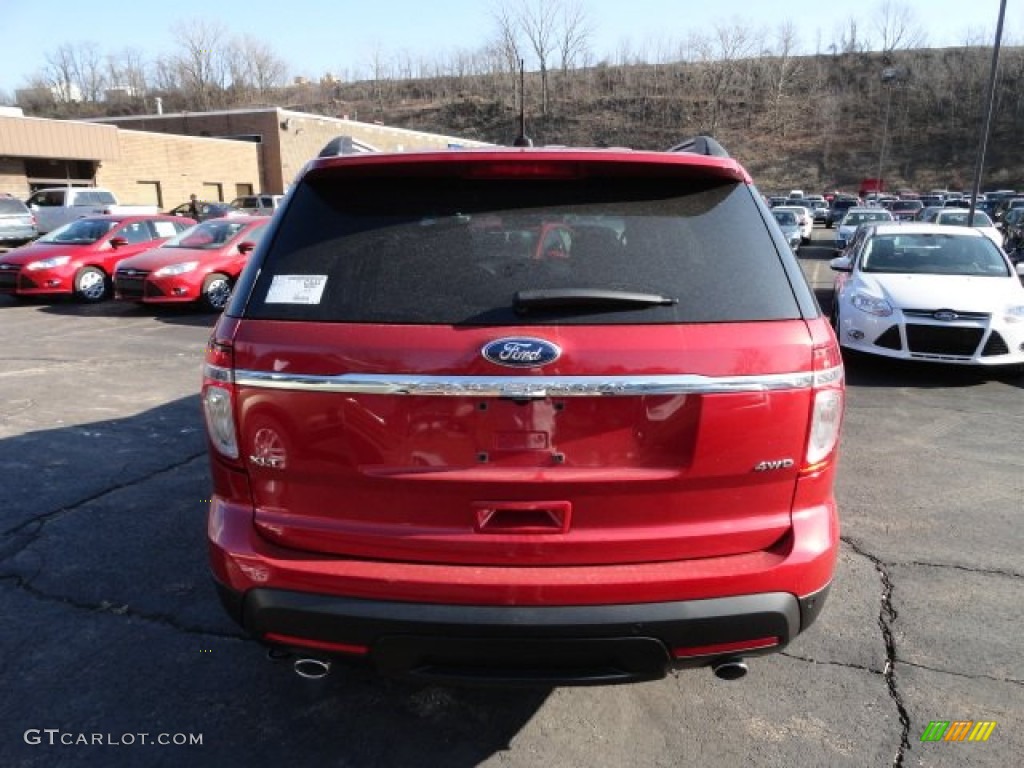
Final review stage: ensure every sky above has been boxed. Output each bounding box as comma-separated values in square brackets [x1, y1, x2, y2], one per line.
[0, 0, 1018, 96]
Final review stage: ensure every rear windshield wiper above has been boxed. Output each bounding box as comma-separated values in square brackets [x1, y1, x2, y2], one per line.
[514, 288, 678, 314]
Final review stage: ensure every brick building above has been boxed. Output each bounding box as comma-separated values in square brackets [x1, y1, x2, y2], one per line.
[92, 107, 492, 196]
[0, 107, 489, 209]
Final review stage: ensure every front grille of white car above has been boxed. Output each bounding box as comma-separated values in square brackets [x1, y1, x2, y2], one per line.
[902, 309, 991, 321]
[905, 325, 984, 356]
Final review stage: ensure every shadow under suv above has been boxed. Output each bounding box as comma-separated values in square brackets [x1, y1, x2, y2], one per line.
[201, 139, 844, 686]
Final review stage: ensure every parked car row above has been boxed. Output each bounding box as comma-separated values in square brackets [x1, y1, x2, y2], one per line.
[0, 213, 268, 310]
[0, 189, 285, 248]
[166, 195, 284, 220]
[833, 204, 1010, 253]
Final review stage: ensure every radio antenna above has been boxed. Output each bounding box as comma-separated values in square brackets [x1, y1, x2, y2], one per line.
[512, 58, 533, 147]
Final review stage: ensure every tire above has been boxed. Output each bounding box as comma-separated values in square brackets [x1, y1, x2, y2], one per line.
[74, 267, 110, 302]
[201, 273, 232, 312]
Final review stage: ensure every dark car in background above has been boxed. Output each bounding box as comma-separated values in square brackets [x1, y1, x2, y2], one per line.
[201, 139, 844, 686]
[889, 199, 923, 221]
[0, 195, 37, 245]
[168, 200, 237, 221]
[826, 197, 861, 228]
[1001, 208, 1024, 247]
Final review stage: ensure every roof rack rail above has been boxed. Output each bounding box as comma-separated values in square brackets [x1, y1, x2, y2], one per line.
[667, 136, 730, 158]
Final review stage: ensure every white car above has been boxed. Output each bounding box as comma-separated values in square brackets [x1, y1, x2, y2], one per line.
[772, 205, 813, 243]
[921, 207, 1004, 248]
[835, 207, 894, 251]
[830, 223, 1024, 369]
[228, 194, 284, 216]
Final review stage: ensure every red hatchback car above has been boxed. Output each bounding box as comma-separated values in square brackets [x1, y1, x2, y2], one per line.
[114, 216, 269, 311]
[202, 138, 845, 685]
[0, 214, 193, 302]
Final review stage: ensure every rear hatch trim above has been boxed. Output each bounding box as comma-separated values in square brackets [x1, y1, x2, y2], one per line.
[233, 370, 816, 396]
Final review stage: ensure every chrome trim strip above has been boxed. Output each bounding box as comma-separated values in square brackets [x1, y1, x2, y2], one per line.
[232, 369, 817, 397]
[813, 365, 844, 387]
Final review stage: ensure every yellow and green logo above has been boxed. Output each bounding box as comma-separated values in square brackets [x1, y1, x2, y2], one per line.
[921, 721, 997, 742]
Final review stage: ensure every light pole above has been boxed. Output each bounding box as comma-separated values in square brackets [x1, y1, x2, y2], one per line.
[875, 67, 898, 198]
[968, 0, 1008, 222]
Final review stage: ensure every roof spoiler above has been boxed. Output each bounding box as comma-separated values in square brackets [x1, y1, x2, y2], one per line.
[667, 136, 730, 158]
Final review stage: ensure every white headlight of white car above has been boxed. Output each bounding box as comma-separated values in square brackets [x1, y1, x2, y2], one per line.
[851, 293, 893, 317]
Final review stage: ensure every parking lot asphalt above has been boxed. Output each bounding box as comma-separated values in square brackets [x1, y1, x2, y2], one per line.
[1, 228, 1021, 767]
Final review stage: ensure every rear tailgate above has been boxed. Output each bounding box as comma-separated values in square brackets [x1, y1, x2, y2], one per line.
[232, 320, 815, 566]
[224, 150, 823, 569]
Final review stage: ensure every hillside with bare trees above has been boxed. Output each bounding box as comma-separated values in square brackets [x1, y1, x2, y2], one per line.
[7, 2, 1023, 194]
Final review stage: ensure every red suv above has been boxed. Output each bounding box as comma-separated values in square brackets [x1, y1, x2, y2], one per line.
[202, 138, 844, 685]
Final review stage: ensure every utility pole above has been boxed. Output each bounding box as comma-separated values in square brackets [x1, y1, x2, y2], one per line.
[968, 0, 1007, 223]
[875, 67, 898, 198]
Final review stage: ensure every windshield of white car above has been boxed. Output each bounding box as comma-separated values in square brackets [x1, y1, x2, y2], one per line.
[843, 212, 893, 225]
[860, 234, 1010, 277]
[39, 219, 119, 244]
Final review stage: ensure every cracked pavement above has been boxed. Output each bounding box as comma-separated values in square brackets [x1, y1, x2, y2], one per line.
[2, 240, 1022, 767]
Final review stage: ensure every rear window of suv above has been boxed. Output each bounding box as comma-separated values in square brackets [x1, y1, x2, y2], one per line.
[242, 174, 802, 325]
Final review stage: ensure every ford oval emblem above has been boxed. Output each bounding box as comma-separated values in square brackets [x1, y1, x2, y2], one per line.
[482, 337, 561, 368]
[933, 309, 958, 322]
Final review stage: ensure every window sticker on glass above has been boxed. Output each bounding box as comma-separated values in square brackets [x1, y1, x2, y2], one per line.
[265, 275, 328, 305]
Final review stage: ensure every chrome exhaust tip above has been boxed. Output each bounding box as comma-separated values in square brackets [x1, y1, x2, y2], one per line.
[711, 658, 749, 681]
[293, 658, 332, 680]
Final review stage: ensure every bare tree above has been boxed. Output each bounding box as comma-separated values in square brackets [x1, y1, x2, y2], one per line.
[557, 0, 591, 75]
[834, 17, 870, 54]
[106, 47, 149, 104]
[492, 2, 523, 103]
[243, 37, 287, 99]
[171, 19, 229, 110]
[692, 22, 757, 135]
[368, 44, 392, 112]
[874, 0, 927, 53]
[517, 0, 559, 114]
[42, 44, 80, 103]
[71, 42, 107, 102]
[764, 21, 803, 136]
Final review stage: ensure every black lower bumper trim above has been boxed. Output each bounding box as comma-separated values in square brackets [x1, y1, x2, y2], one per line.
[219, 584, 830, 685]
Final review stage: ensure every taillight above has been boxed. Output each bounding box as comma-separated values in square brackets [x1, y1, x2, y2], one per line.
[803, 343, 844, 473]
[202, 339, 239, 460]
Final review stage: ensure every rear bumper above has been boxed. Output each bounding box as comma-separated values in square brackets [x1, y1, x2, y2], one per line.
[208, 476, 838, 683]
[217, 582, 830, 685]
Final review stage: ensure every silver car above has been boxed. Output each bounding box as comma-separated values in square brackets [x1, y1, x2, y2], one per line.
[772, 209, 803, 251]
[835, 207, 894, 251]
[0, 196, 37, 245]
